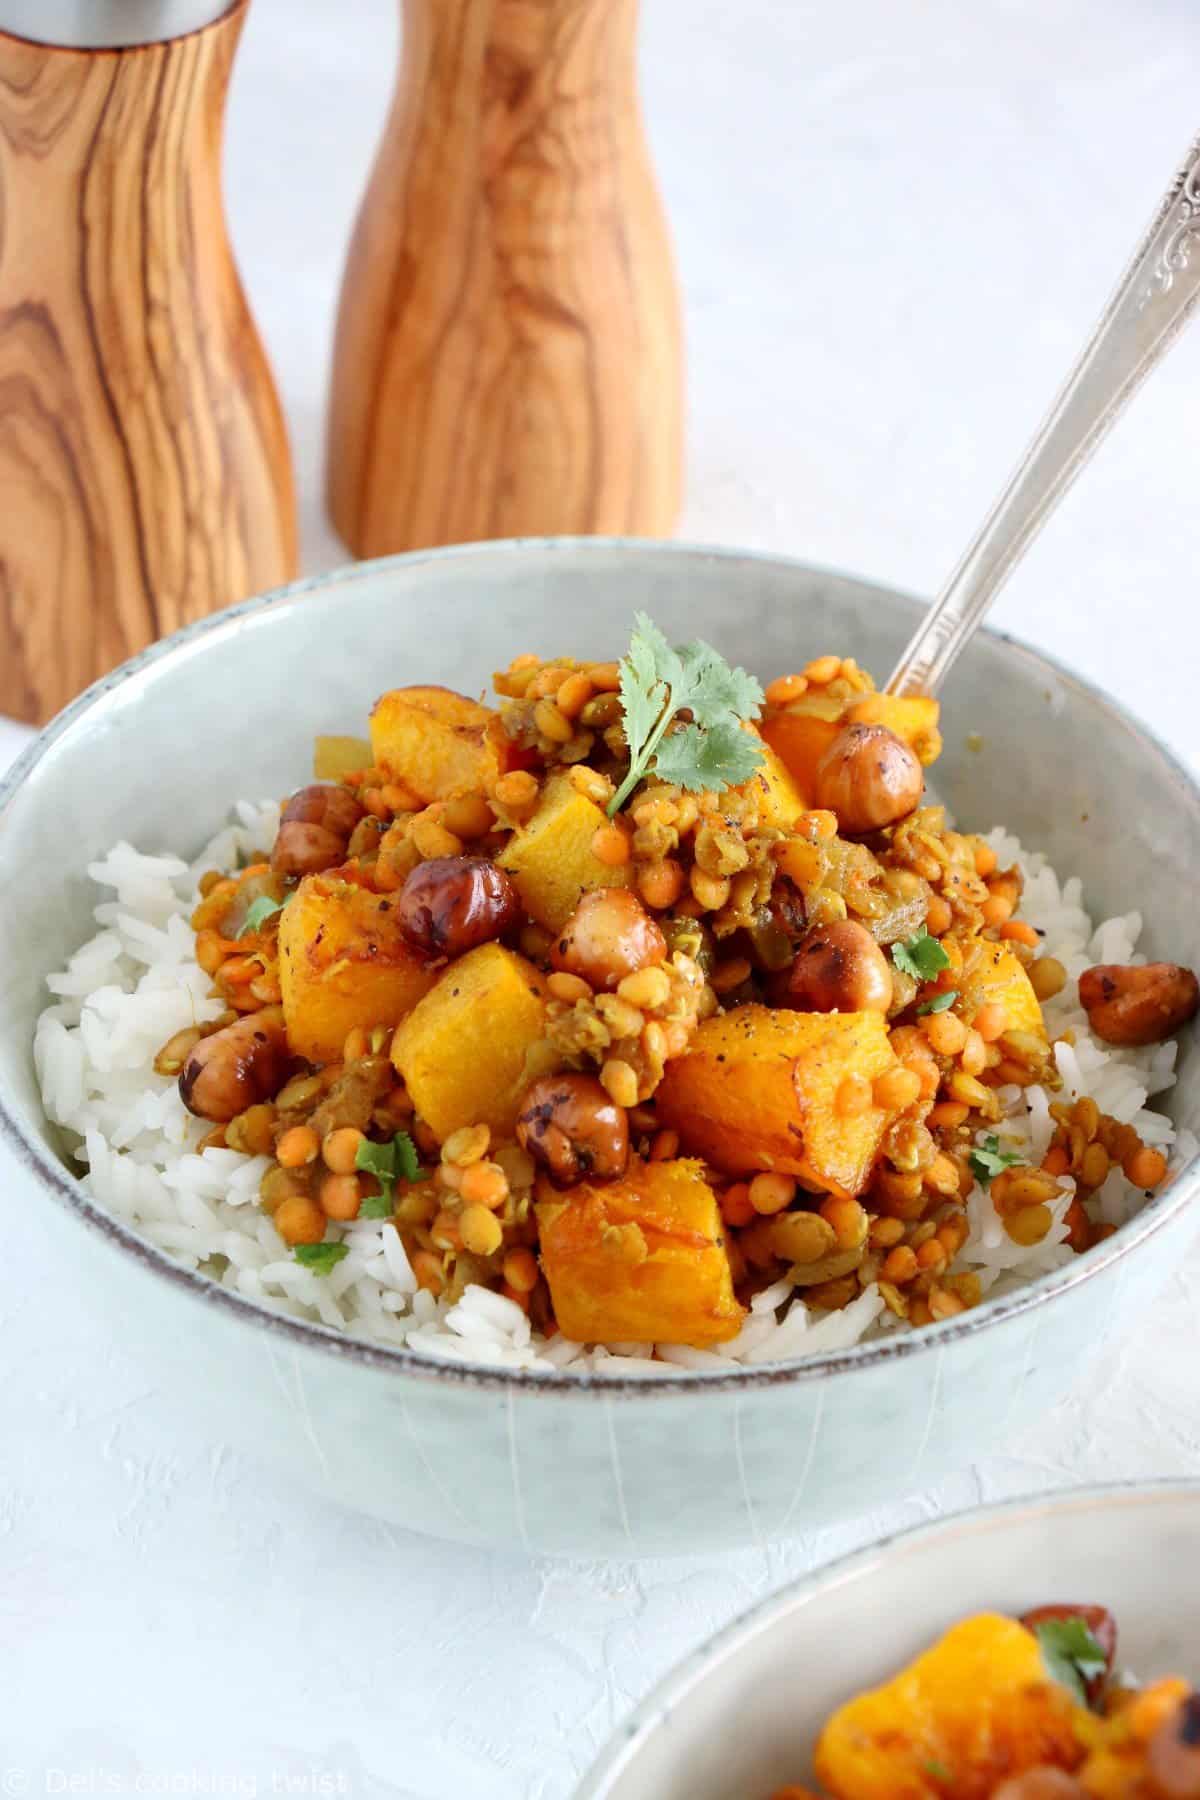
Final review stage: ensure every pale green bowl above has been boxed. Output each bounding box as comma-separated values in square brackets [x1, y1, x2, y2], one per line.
[1, 540, 1197, 1557]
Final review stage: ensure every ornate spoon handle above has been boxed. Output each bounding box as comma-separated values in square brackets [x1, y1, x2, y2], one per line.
[887, 131, 1200, 698]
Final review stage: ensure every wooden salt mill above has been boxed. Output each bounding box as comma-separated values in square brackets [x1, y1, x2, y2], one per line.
[327, 0, 683, 556]
[0, 0, 297, 726]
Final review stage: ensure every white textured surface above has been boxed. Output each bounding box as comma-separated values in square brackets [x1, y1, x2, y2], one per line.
[2, 0, 1199, 1791]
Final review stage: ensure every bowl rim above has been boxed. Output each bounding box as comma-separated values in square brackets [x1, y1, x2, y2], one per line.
[574, 1475, 1200, 1798]
[2, 535, 1198, 1397]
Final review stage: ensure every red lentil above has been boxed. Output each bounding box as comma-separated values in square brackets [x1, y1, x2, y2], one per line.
[591, 823, 632, 867]
[637, 858, 686, 909]
[1125, 1145, 1168, 1189]
[503, 1248, 540, 1293]
[321, 1174, 363, 1220]
[720, 1183, 755, 1228]
[459, 1161, 509, 1209]
[322, 1127, 365, 1174]
[276, 1125, 320, 1168]
[980, 894, 1013, 928]
[973, 1002, 1009, 1043]
[275, 1195, 326, 1246]
[765, 673, 809, 705]
[881, 1245, 919, 1284]
[749, 1173, 795, 1216]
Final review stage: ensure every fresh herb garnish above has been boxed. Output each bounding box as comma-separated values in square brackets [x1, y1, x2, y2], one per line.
[355, 1131, 424, 1217]
[916, 988, 959, 1015]
[922, 1761, 953, 1784]
[892, 929, 952, 983]
[607, 613, 765, 815]
[968, 1133, 1022, 1188]
[1033, 1616, 1108, 1706]
[239, 894, 285, 937]
[294, 1241, 349, 1276]
[358, 1191, 395, 1221]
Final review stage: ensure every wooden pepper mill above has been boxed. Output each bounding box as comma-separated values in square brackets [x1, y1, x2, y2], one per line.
[327, 0, 683, 557]
[0, 0, 297, 726]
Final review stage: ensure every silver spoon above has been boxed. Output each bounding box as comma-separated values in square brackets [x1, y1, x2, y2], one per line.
[887, 130, 1200, 698]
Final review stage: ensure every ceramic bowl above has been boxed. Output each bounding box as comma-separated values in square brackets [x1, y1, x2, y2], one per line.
[577, 1479, 1200, 1796]
[2, 541, 1198, 1557]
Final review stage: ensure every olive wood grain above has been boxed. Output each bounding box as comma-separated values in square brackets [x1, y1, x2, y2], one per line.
[326, 0, 683, 557]
[0, 0, 297, 725]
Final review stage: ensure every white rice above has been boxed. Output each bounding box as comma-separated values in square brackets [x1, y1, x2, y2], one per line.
[33, 808, 1197, 1377]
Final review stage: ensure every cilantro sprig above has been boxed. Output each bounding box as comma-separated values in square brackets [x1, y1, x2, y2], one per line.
[892, 929, 952, 983]
[1033, 1616, 1108, 1706]
[607, 614, 765, 815]
[238, 894, 286, 937]
[968, 1134, 1022, 1188]
[916, 988, 959, 1016]
[355, 1131, 424, 1219]
[294, 1241, 349, 1276]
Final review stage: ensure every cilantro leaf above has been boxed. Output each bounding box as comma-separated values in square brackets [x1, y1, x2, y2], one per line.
[393, 1133, 422, 1183]
[358, 1192, 395, 1220]
[1033, 1617, 1108, 1706]
[618, 614, 671, 782]
[629, 611, 684, 694]
[922, 1762, 953, 1784]
[653, 719, 766, 793]
[608, 616, 764, 814]
[968, 1133, 1022, 1187]
[916, 988, 959, 1016]
[238, 894, 285, 937]
[354, 1131, 424, 1216]
[674, 638, 764, 724]
[892, 929, 952, 982]
[294, 1241, 349, 1276]
[355, 1134, 401, 1188]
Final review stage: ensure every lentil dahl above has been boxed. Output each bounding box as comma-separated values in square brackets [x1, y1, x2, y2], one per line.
[148, 620, 1194, 1353]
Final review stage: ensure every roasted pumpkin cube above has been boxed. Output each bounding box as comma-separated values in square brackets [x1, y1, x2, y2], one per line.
[813, 1613, 1084, 1800]
[278, 876, 439, 1064]
[369, 685, 515, 804]
[960, 940, 1047, 1041]
[762, 692, 941, 803]
[738, 729, 807, 830]
[498, 772, 631, 931]
[391, 943, 550, 1139]
[655, 1005, 903, 1196]
[537, 1157, 745, 1347]
[312, 734, 372, 781]
[843, 691, 942, 765]
[760, 699, 843, 807]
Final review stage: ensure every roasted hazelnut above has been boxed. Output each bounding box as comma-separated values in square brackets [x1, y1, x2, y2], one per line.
[551, 888, 667, 992]
[813, 723, 924, 834]
[1018, 1605, 1116, 1706]
[991, 1772, 1087, 1800]
[271, 784, 365, 877]
[179, 1006, 290, 1122]
[1148, 1691, 1200, 1797]
[1079, 961, 1199, 1047]
[396, 856, 520, 958]
[516, 1073, 629, 1185]
[770, 918, 893, 1014]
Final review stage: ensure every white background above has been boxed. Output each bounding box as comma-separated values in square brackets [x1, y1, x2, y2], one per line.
[2, 1, 1199, 1793]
